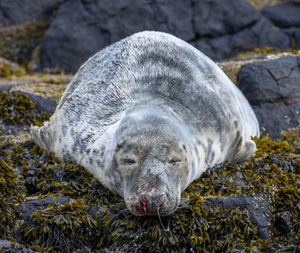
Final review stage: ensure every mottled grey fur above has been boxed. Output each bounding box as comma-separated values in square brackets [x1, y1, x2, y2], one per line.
[31, 31, 259, 215]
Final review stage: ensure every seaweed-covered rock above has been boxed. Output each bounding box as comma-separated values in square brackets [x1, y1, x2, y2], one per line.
[262, 2, 300, 28]
[0, 124, 299, 251]
[20, 198, 102, 251]
[0, 134, 25, 238]
[17, 196, 70, 221]
[0, 90, 54, 135]
[204, 194, 271, 239]
[0, 0, 59, 67]
[237, 54, 300, 139]
[0, 58, 26, 78]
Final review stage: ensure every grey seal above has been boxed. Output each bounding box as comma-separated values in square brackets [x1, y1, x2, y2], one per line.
[31, 31, 260, 216]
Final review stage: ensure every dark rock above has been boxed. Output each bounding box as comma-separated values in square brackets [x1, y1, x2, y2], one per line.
[237, 55, 300, 139]
[295, 28, 300, 49]
[274, 212, 292, 235]
[17, 196, 70, 221]
[204, 193, 271, 239]
[39, 0, 291, 72]
[194, 17, 291, 60]
[14, 197, 106, 250]
[20, 92, 56, 114]
[262, 2, 300, 28]
[0, 90, 56, 135]
[0, 240, 38, 252]
[0, 123, 29, 136]
[0, 0, 59, 27]
[193, 0, 260, 38]
[39, 0, 195, 73]
[0, 0, 296, 72]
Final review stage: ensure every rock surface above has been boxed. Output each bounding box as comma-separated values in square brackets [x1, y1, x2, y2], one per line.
[237, 54, 300, 138]
[39, 0, 196, 72]
[262, 2, 300, 28]
[204, 194, 271, 239]
[193, 0, 260, 38]
[39, 0, 292, 72]
[0, 0, 59, 27]
[0, 240, 38, 252]
[0, 0, 298, 72]
[193, 17, 290, 60]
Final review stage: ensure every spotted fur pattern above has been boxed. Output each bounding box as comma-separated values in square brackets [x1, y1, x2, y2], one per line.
[31, 31, 259, 215]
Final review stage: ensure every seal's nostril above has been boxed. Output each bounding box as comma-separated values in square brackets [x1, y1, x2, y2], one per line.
[152, 193, 164, 202]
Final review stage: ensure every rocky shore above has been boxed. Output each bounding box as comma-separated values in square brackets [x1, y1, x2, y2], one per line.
[0, 50, 299, 251]
[0, 0, 299, 252]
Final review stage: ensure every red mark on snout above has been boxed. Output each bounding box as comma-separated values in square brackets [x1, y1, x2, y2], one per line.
[139, 194, 148, 213]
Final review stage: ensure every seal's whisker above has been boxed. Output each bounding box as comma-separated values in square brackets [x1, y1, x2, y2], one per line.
[178, 198, 190, 209]
[157, 206, 169, 232]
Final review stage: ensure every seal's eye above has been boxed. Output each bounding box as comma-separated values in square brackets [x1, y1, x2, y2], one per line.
[168, 159, 181, 165]
[122, 159, 136, 165]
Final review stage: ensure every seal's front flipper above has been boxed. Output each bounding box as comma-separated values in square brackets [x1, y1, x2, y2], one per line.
[231, 139, 257, 162]
[30, 121, 52, 151]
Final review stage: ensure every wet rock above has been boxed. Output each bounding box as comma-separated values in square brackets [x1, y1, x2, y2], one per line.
[204, 193, 271, 239]
[237, 55, 300, 139]
[17, 196, 70, 221]
[262, 2, 300, 28]
[0, 240, 38, 252]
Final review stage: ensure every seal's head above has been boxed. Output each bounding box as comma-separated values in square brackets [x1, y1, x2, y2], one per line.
[105, 107, 192, 216]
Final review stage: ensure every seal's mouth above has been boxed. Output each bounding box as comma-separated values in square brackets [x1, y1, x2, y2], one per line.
[126, 193, 177, 216]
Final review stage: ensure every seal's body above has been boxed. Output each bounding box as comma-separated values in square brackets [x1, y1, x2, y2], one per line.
[31, 31, 259, 216]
